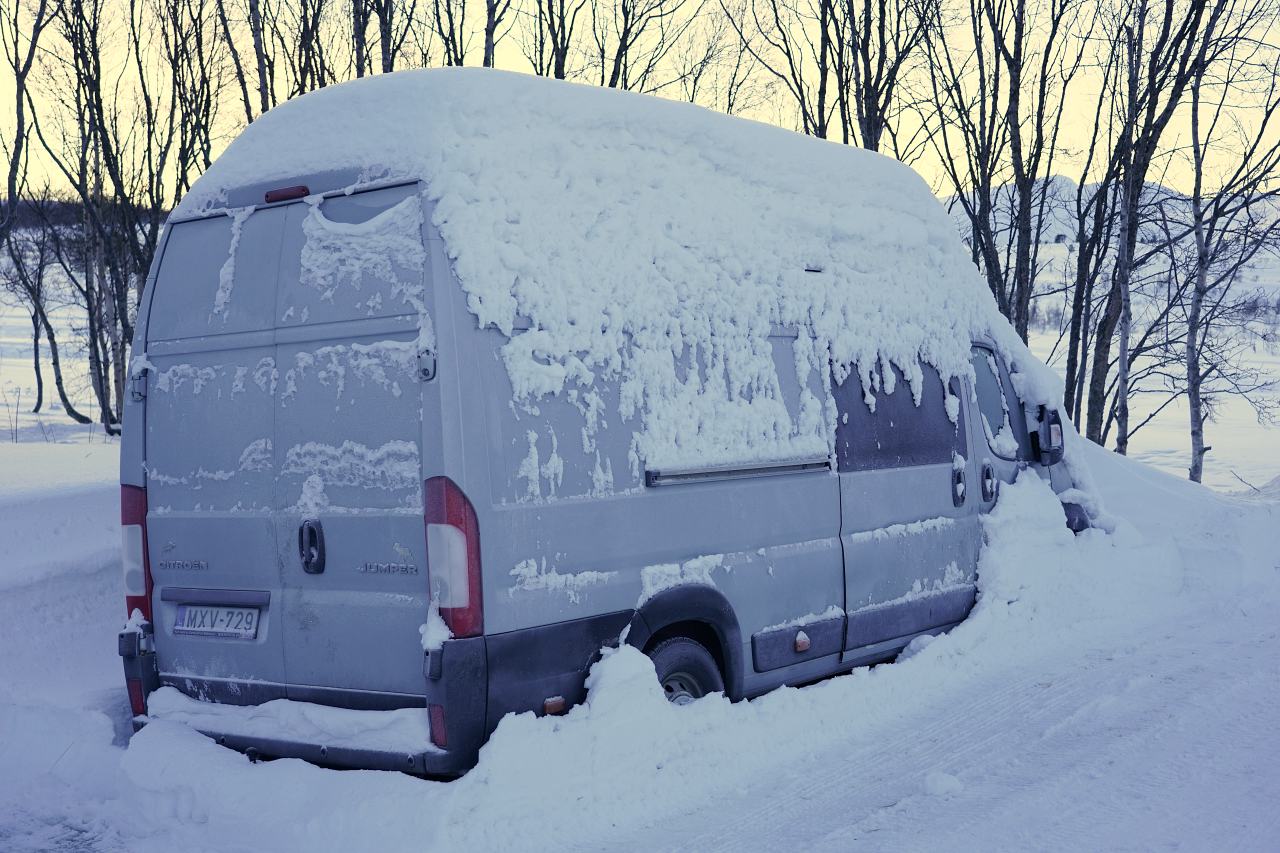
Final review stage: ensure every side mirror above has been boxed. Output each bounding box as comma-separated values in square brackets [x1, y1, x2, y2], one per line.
[1033, 405, 1065, 466]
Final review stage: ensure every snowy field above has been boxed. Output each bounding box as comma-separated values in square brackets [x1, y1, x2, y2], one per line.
[1, 424, 1278, 851]
[1028, 330, 1280, 492]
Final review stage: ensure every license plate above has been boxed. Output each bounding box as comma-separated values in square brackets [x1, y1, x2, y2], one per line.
[174, 605, 259, 639]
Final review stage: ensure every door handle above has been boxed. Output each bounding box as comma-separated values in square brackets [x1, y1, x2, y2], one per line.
[298, 519, 326, 574]
[952, 467, 966, 507]
[981, 463, 998, 503]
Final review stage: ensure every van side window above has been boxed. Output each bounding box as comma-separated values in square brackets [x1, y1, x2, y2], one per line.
[970, 346, 1032, 460]
[833, 360, 966, 472]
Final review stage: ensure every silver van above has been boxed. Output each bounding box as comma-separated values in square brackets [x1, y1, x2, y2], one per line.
[118, 168, 1080, 776]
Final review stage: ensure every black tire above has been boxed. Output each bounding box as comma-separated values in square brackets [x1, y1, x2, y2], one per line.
[647, 636, 724, 705]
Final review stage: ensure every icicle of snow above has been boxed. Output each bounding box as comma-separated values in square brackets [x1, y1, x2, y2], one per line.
[419, 599, 453, 651]
[212, 207, 254, 320]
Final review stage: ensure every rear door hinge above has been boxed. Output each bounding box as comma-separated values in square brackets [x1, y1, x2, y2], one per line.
[129, 369, 149, 401]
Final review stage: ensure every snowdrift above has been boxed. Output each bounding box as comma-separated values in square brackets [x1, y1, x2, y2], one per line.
[0, 444, 119, 590]
[175, 69, 1066, 473]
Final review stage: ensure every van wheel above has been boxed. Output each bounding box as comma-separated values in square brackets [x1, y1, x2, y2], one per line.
[647, 637, 724, 706]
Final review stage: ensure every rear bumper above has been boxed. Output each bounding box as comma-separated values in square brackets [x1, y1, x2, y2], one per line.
[421, 635, 489, 774]
[193, 731, 453, 775]
[121, 628, 477, 777]
[122, 611, 631, 776]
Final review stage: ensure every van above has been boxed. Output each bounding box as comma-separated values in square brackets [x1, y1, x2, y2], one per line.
[118, 70, 1084, 775]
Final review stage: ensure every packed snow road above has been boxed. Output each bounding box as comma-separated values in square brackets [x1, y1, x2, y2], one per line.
[1, 442, 1278, 852]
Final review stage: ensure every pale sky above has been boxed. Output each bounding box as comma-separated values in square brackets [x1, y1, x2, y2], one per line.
[2, 8, 1275, 204]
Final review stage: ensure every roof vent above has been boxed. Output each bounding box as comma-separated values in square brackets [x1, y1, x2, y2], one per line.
[804, 264, 824, 273]
[264, 184, 310, 203]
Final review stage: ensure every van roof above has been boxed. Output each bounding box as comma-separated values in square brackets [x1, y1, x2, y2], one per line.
[176, 69, 1060, 472]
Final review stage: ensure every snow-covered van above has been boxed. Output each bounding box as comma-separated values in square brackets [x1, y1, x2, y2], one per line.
[117, 70, 1086, 775]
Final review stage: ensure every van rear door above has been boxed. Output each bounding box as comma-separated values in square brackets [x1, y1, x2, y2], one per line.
[271, 184, 434, 706]
[145, 205, 289, 703]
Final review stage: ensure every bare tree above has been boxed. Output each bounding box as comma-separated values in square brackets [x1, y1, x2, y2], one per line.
[839, 0, 934, 152]
[1, 0, 59, 245]
[375, 0, 418, 70]
[484, 0, 516, 65]
[26, 0, 184, 432]
[589, 0, 704, 91]
[432, 0, 471, 64]
[1085, 0, 1232, 451]
[673, 0, 770, 113]
[924, 0, 1089, 341]
[215, 0, 259, 123]
[723, 0, 837, 135]
[1060, 59, 1121, 424]
[1182, 26, 1280, 481]
[159, 0, 227, 196]
[353, 0, 375, 75]
[268, 0, 342, 95]
[520, 0, 588, 78]
[247, 0, 277, 110]
[1, 193, 92, 423]
[354, 0, 418, 73]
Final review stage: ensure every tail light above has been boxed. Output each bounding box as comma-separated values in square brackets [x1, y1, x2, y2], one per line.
[428, 704, 448, 749]
[121, 485, 152, 622]
[424, 476, 483, 637]
[126, 678, 147, 717]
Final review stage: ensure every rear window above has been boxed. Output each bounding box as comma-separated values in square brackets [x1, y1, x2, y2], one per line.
[833, 361, 965, 472]
[149, 206, 285, 340]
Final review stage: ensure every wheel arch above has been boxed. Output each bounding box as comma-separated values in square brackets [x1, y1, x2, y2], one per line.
[626, 584, 744, 700]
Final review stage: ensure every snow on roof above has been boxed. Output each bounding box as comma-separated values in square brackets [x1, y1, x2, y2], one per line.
[179, 68, 1063, 473]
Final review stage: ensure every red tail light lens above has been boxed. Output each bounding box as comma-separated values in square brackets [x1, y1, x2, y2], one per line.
[424, 476, 483, 637]
[428, 704, 448, 749]
[126, 677, 147, 716]
[121, 485, 152, 622]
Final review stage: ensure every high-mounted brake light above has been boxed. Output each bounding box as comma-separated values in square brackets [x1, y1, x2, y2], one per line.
[121, 484, 152, 622]
[424, 476, 483, 638]
[264, 184, 310, 203]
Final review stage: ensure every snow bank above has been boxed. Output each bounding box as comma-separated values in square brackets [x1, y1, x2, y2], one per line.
[176, 69, 1066, 476]
[408, 474, 1169, 849]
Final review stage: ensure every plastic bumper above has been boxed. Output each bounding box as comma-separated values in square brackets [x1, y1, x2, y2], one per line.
[421, 635, 489, 774]
[121, 629, 487, 777]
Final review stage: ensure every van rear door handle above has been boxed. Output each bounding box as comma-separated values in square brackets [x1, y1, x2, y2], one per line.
[298, 519, 325, 574]
[952, 467, 966, 507]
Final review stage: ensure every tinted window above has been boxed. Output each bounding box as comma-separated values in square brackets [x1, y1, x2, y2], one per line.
[833, 361, 966, 472]
[970, 346, 1032, 460]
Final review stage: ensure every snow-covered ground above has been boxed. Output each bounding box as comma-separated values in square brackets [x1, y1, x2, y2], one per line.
[1, 436, 1277, 851]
